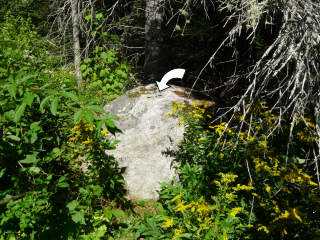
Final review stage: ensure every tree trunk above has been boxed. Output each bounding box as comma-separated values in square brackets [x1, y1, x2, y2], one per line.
[71, 0, 83, 92]
[144, 0, 165, 84]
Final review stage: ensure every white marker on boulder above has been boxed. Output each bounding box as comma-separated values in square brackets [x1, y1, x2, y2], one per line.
[156, 69, 186, 91]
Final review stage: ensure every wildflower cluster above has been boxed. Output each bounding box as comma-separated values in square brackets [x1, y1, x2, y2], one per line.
[157, 99, 320, 239]
[69, 117, 109, 153]
[166, 100, 213, 127]
[295, 116, 318, 143]
[230, 103, 320, 237]
[159, 173, 253, 239]
[212, 173, 252, 217]
[161, 192, 216, 238]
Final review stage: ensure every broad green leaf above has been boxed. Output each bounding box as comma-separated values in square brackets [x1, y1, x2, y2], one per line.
[6, 135, 20, 141]
[76, 235, 90, 240]
[15, 72, 26, 81]
[96, 120, 105, 130]
[0, 67, 7, 73]
[58, 173, 71, 183]
[80, 65, 87, 71]
[79, 187, 88, 195]
[100, 69, 106, 77]
[8, 82, 17, 98]
[30, 133, 38, 144]
[101, 52, 108, 59]
[70, 211, 86, 224]
[110, 210, 124, 218]
[84, 58, 92, 63]
[0, 168, 6, 178]
[205, 227, 215, 238]
[20, 152, 38, 163]
[40, 95, 54, 109]
[45, 174, 52, 184]
[45, 89, 58, 95]
[175, 233, 192, 238]
[95, 225, 107, 238]
[78, 95, 84, 101]
[84, 110, 94, 127]
[50, 97, 59, 116]
[67, 200, 80, 211]
[105, 120, 116, 128]
[96, 13, 103, 20]
[220, 220, 233, 228]
[104, 210, 112, 220]
[111, 140, 121, 146]
[87, 105, 105, 113]
[74, 109, 84, 124]
[58, 182, 69, 188]
[8, 75, 13, 82]
[30, 121, 41, 130]
[14, 102, 27, 122]
[21, 74, 36, 83]
[60, 91, 78, 101]
[29, 167, 40, 174]
[92, 185, 103, 195]
[107, 114, 120, 120]
[85, 14, 92, 20]
[23, 94, 35, 107]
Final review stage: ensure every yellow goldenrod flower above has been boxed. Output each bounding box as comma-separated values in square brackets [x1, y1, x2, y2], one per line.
[190, 201, 197, 212]
[101, 129, 109, 137]
[194, 114, 204, 119]
[225, 193, 235, 200]
[222, 229, 228, 240]
[281, 228, 287, 237]
[258, 226, 269, 234]
[174, 226, 184, 236]
[252, 193, 259, 198]
[265, 184, 271, 193]
[174, 201, 189, 213]
[229, 207, 242, 217]
[161, 218, 173, 228]
[172, 192, 183, 202]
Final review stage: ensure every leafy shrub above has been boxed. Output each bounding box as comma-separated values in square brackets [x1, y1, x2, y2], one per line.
[134, 100, 320, 239]
[80, 12, 134, 103]
[0, 12, 127, 240]
[80, 46, 133, 103]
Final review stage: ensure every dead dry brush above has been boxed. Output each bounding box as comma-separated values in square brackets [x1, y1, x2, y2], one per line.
[191, 0, 320, 186]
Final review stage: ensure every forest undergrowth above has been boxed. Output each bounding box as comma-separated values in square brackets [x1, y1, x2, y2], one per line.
[0, 11, 320, 240]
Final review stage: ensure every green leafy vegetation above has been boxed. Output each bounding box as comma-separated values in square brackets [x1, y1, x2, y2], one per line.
[80, 46, 133, 103]
[129, 101, 320, 239]
[0, 12, 127, 240]
[1, 0, 320, 239]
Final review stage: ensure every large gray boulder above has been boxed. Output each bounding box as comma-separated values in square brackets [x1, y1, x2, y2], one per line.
[103, 83, 215, 200]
